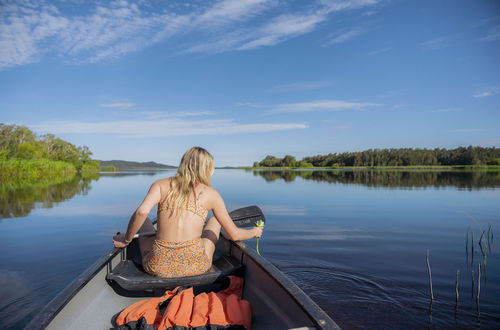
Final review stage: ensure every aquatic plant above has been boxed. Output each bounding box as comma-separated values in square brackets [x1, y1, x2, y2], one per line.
[426, 249, 434, 301]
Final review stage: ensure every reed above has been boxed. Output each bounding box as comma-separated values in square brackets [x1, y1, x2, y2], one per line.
[471, 270, 475, 299]
[490, 224, 494, 245]
[478, 230, 486, 257]
[466, 228, 469, 268]
[471, 231, 475, 268]
[455, 270, 460, 306]
[477, 263, 481, 302]
[426, 249, 434, 301]
[487, 224, 492, 253]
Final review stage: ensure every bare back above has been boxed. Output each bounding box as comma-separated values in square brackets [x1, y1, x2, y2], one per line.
[155, 177, 211, 242]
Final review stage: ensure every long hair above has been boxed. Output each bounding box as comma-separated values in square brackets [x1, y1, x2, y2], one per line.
[163, 147, 214, 219]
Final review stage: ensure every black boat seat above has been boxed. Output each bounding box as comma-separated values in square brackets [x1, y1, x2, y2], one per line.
[107, 255, 243, 291]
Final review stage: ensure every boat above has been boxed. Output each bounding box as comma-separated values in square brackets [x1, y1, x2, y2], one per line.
[25, 206, 340, 329]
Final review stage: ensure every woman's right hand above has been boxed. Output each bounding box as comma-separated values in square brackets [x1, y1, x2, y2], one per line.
[112, 232, 128, 248]
[253, 226, 263, 238]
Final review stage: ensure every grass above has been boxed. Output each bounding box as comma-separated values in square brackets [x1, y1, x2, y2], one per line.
[0, 159, 77, 190]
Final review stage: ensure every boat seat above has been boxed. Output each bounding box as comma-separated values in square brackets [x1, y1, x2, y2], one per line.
[107, 255, 244, 291]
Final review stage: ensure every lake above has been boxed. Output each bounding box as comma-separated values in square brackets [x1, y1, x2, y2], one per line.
[1, 169, 499, 329]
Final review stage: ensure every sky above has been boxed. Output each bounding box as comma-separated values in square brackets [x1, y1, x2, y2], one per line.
[0, 0, 499, 167]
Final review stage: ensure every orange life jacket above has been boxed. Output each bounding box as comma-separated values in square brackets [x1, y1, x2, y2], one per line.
[115, 276, 252, 330]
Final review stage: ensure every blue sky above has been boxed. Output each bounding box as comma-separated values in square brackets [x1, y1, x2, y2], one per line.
[1, 0, 499, 166]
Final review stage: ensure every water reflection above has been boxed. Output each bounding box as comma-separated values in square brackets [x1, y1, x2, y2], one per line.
[252, 169, 500, 189]
[100, 171, 171, 178]
[0, 173, 99, 218]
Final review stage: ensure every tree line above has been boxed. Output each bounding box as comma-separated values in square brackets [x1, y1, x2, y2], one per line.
[0, 123, 99, 172]
[252, 168, 500, 189]
[253, 146, 500, 168]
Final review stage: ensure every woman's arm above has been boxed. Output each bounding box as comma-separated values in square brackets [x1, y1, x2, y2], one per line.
[210, 189, 262, 241]
[114, 181, 162, 246]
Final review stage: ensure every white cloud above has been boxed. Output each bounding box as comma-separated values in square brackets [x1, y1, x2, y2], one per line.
[433, 108, 460, 112]
[0, 1, 69, 69]
[472, 87, 500, 98]
[0, 0, 382, 70]
[447, 128, 484, 133]
[479, 25, 500, 42]
[28, 118, 307, 137]
[194, 0, 270, 27]
[269, 99, 381, 113]
[190, 0, 381, 53]
[100, 102, 137, 108]
[421, 37, 449, 50]
[477, 138, 500, 146]
[271, 80, 332, 92]
[237, 13, 327, 50]
[368, 47, 391, 55]
[324, 27, 365, 45]
[470, 15, 500, 28]
[140, 111, 216, 118]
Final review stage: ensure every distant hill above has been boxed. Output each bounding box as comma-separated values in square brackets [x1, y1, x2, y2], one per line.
[99, 160, 177, 170]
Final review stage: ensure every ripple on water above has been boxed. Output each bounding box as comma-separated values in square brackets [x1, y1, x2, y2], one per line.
[0, 269, 51, 329]
[275, 260, 428, 329]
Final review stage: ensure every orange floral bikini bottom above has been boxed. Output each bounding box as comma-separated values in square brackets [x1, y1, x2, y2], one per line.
[143, 238, 211, 278]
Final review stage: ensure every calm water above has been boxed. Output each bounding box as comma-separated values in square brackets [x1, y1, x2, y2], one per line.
[1, 169, 499, 329]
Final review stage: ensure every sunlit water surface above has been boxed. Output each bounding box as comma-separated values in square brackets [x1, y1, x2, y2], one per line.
[1, 169, 499, 329]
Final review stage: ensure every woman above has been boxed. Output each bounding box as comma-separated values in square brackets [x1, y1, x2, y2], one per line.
[112, 146, 263, 278]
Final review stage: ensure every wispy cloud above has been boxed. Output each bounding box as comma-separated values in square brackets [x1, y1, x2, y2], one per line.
[100, 102, 137, 108]
[477, 138, 500, 146]
[0, 0, 381, 70]
[470, 16, 500, 42]
[140, 111, 216, 118]
[28, 117, 307, 137]
[324, 27, 365, 45]
[271, 80, 332, 92]
[470, 15, 500, 28]
[472, 86, 500, 98]
[479, 25, 500, 42]
[433, 108, 460, 112]
[421, 37, 449, 50]
[237, 12, 327, 51]
[368, 47, 392, 55]
[269, 100, 381, 113]
[448, 128, 484, 133]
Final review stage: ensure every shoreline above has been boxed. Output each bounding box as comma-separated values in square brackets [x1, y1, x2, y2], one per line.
[238, 165, 500, 170]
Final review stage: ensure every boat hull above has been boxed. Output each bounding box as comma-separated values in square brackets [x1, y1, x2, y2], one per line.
[25, 235, 340, 329]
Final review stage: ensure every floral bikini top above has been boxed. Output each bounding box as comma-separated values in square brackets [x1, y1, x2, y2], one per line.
[157, 190, 209, 220]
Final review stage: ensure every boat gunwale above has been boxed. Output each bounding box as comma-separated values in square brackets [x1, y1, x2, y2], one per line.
[230, 239, 340, 330]
[25, 234, 341, 330]
[23, 246, 123, 330]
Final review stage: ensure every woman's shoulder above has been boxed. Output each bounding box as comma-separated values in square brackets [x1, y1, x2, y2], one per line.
[151, 177, 173, 196]
[201, 185, 223, 203]
[153, 176, 173, 186]
[199, 183, 216, 193]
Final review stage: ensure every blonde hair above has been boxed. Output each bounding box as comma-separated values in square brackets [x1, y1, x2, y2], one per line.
[164, 146, 215, 219]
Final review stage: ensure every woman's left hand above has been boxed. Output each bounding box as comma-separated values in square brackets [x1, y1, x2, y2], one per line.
[112, 232, 128, 248]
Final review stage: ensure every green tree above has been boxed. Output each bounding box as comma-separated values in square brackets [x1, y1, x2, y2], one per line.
[281, 155, 296, 167]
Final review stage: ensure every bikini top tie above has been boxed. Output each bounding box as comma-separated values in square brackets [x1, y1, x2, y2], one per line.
[157, 190, 208, 220]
